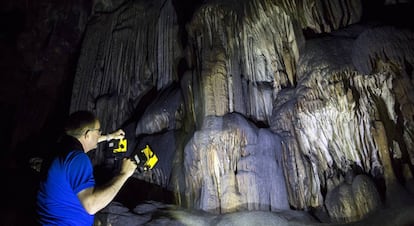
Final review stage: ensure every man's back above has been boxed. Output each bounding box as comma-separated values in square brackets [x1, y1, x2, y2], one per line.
[36, 136, 95, 225]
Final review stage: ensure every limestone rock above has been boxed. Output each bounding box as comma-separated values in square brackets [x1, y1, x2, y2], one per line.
[325, 175, 381, 223]
[181, 113, 289, 213]
[68, 0, 414, 221]
[71, 0, 181, 130]
[135, 87, 184, 136]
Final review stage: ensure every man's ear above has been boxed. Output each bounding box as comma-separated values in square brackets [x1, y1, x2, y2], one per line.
[84, 130, 90, 139]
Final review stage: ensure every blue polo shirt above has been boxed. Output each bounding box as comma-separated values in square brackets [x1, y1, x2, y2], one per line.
[37, 137, 95, 225]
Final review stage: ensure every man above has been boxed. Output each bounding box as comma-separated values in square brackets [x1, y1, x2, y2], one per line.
[36, 111, 137, 225]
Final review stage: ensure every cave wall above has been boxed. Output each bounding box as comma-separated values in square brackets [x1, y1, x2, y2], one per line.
[68, 0, 414, 222]
[0, 0, 92, 157]
[1, 0, 414, 223]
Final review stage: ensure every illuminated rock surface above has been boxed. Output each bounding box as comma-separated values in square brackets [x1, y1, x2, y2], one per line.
[61, 0, 414, 224]
[1, 0, 414, 225]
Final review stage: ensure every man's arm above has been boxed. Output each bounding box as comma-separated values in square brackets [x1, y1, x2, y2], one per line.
[98, 129, 125, 143]
[77, 158, 137, 214]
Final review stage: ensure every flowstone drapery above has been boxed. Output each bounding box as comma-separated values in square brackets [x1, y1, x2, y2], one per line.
[71, 0, 414, 222]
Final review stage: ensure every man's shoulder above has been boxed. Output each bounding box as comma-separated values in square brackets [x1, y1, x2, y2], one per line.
[66, 150, 89, 162]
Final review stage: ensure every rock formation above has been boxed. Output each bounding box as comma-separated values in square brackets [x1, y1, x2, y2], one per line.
[65, 0, 414, 223]
[1, 0, 414, 224]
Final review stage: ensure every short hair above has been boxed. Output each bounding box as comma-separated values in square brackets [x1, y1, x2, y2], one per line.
[64, 111, 98, 138]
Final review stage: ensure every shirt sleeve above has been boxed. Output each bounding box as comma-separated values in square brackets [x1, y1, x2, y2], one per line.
[66, 151, 96, 194]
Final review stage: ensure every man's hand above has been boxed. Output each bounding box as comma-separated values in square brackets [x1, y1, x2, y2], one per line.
[120, 158, 138, 177]
[110, 129, 125, 140]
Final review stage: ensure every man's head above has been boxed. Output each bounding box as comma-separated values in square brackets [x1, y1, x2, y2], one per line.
[64, 111, 101, 152]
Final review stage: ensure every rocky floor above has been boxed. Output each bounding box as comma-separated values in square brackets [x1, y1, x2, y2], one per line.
[95, 201, 414, 226]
